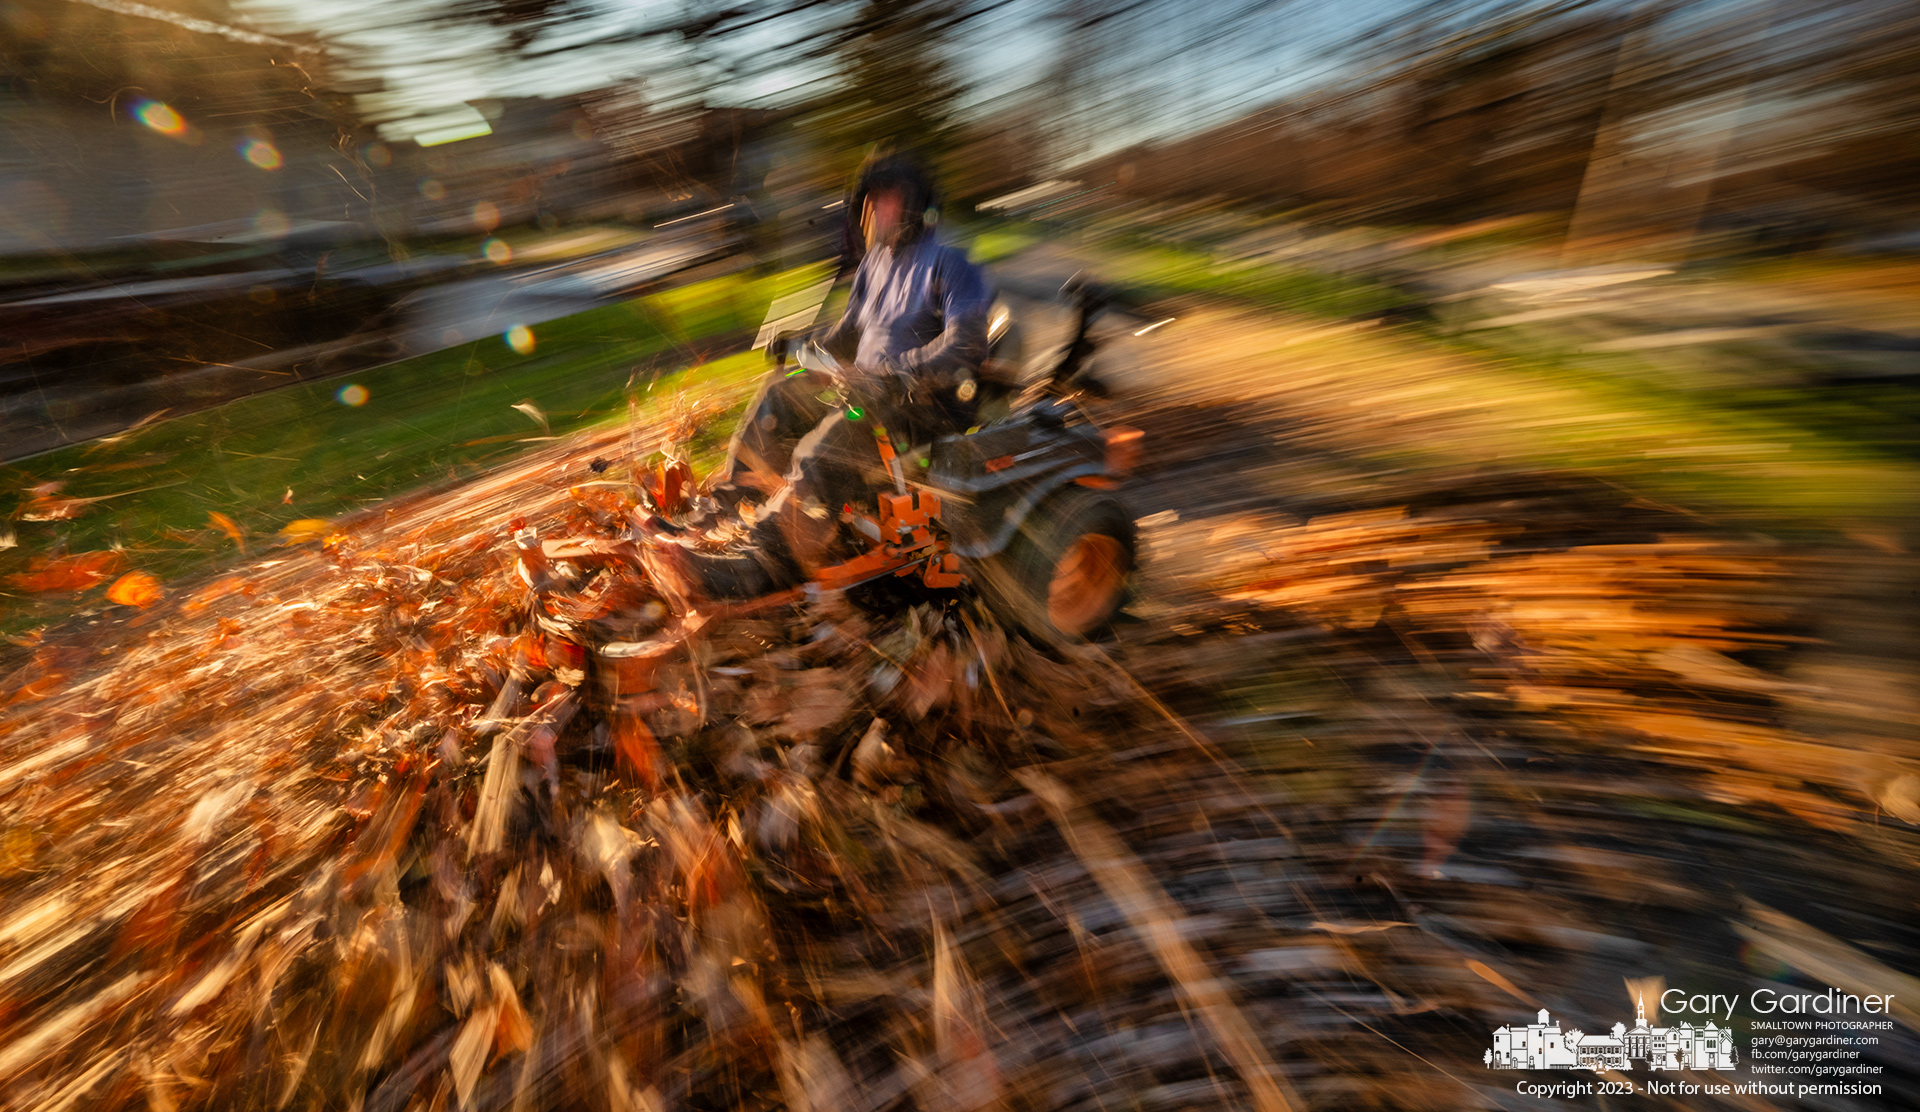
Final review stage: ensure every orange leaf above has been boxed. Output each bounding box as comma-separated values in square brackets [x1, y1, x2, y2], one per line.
[5, 672, 67, 707]
[105, 570, 163, 608]
[545, 636, 587, 682]
[611, 712, 661, 791]
[512, 630, 547, 674]
[7, 550, 126, 593]
[342, 770, 428, 897]
[278, 518, 332, 543]
[1468, 959, 1539, 1008]
[208, 511, 247, 553]
[683, 831, 739, 911]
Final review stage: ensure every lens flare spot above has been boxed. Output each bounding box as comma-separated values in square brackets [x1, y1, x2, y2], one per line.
[365, 142, 391, 168]
[337, 383, 369, 407]
[504, 325, 535, 355]
[1739, 940, 1792, 980]
[472, 200, 500, 233]
[419, 178, 446, 201]
[135, 100, 185, 136]
[484, 238, 512, 264]
[241, 139, 282, 170]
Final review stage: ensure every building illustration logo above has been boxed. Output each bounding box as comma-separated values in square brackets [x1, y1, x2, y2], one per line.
[1487, 996, 1737, 1071]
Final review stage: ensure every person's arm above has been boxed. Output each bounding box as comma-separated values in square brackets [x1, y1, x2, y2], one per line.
[816, 264, 868, 363]
[894, 249, 991, 386]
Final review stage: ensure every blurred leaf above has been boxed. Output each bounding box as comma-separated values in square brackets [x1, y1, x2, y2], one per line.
[16, 483, 88, 522]
[183, 575, 251, 612]
[207, 511, 247, 554]
[1467, 959, 1539, 1009]
[105, 570, 163, 608]
[511, 400, 550, 435]
[778, 669, 855, 738]
[611, 712, 662, 791]
[279, 519, 334, 543]
[451, 1004, 499, 1107]
[851, 717, 895, 792]
[7, 550, 126, 593]
[489, 963, 533, 1058]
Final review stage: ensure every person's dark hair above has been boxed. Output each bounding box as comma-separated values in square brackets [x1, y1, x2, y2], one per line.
[842, 152, 939, 261]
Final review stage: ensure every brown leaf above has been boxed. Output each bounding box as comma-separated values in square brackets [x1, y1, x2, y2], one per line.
[16, 482, 88, 522]
[342, 769, 429, 897]
[488, 963, 533, 1058]
[777, 670, 855, 739]
[183, 575, 251, 612]
[1014, 769, 1302, 1112]
[905, 642, 957, 719]
[596, 632, 684, 699]
[851, 718, 897, 793]
[680, 824, 741, 912]
[1734, 902, 1920, 1030]
[1879, 772, 1920, 823]
[930, 924, 1003, 1112]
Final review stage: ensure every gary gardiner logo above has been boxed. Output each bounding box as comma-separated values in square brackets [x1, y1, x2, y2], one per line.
[1487, 996, 1737, 1072]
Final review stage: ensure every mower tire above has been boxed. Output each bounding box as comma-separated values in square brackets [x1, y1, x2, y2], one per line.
[970, 485, 1136, 642]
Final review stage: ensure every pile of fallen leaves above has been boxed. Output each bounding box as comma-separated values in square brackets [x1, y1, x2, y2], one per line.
[1188, 498, 1920, 830]
[7, 411, 1920, 1112]
[0, 431, 1313, 1112]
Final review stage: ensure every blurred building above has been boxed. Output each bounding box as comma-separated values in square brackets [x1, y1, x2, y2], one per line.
[0, 0, 814, 259]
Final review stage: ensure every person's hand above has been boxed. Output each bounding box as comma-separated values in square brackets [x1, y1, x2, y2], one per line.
[877, 362, 917, 409]
[853, 357, 912, 406]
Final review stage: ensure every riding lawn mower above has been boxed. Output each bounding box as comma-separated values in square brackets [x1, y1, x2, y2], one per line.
[647, 277, 1144, 644]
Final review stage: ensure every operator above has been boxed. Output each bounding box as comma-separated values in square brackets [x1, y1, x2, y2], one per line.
[639, 153, 995, 601]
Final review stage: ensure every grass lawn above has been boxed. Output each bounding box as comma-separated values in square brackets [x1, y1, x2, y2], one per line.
[1279, 320, 1920, 531]
[1093, 236, 1404, 319]
[1082, 230, 1920, 534]
[1, 263, 831, 635]
[964, 222, 1045, 266]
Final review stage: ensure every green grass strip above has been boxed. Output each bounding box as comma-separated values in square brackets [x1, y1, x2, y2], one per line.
[1, 263, 830, 632]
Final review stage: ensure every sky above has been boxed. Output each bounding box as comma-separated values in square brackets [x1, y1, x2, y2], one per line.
[224, 0, 1427, 158]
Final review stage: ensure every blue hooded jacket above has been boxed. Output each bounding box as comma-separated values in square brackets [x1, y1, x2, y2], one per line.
[818, 234, 992, 390]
